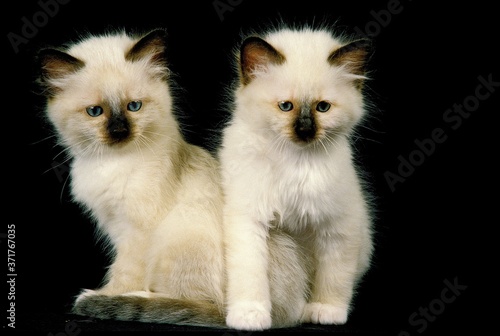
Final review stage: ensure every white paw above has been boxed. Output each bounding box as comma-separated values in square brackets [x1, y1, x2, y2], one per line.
[74, 289, 99, 305]
[226, 301, 272, 330]
[301, 302, 348, 325]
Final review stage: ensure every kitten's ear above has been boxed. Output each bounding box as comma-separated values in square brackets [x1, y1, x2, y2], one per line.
[36, 48, 84, 96]
[240, 36, 285, 85]
[126, 29, 169, 79]
[328, 39, 372, 86]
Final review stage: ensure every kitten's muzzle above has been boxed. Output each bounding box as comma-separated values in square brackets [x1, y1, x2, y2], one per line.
[107, 114, 130, 143]
[293, 107, 317, 142]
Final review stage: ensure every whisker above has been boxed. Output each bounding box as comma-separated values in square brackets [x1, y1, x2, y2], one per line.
[42, 155, 72, 176]
[142, 130, 183, 148]
[136, 134, 161, 162]
[59, 172, 71, 203]
[322, 133, 341, 151]
[134, 138, 145, 163]
[30, 134, 58, 146]
[51, 145, 74, 162]
[350, 125, 383, 145]
[316, 137, 330, 157]
[278, 136, 289, 155]
[43, 137, 86, 176]
[141, 130, 168, 137]
[268, 134, 283, 155]
[268, 133, 289, 157]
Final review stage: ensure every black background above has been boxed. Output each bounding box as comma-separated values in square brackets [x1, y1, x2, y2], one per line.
[4, 0, 498, 335]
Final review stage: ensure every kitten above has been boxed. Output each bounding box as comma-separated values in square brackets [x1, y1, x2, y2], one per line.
[218, 26, 374, 330]
[36, 28, 226, 327]
[36, 28, 310, 328]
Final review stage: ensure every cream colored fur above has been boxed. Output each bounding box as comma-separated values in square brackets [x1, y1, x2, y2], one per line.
[39, 29, 225, 325]
[219, 27, 374, 330]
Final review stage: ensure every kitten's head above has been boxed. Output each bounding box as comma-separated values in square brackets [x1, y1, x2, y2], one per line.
[36, 28, 176, 156]
[235, 27, 371, 147]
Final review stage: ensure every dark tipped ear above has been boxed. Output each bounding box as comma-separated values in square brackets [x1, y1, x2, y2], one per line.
[328, 39, 371, 77]
[37, 48, 84, 96]
[126, 29, 169, 78]
[240, 36, 285, 85]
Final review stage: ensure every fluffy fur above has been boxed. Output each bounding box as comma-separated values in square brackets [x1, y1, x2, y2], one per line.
[36, 28, 310, 329]
[37, 28, 226, 327]
[218, 26, 374, 330]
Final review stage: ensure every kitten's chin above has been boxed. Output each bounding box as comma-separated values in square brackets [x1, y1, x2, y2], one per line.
[89, 136, 136, 154]
[289, 131, 322, 148]
[288, 134, 335, 153]
[290, 138, 317, 148]
[102, 129, 140, 148]
[105, 138, 133, 147]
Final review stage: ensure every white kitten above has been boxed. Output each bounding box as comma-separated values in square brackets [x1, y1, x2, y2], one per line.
[219, 26, 374, 330]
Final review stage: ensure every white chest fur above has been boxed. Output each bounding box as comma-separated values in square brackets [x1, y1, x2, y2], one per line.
[70, 153, 170, 240]
[221, 128, 361, 233]
[272, 145, 358, 231]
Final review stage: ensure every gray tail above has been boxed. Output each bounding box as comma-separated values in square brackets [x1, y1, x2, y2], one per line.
[72, 294, 226, 328]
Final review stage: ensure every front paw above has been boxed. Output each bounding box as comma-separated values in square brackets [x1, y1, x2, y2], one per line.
[226, 301, 272, 330]
[301, 302, 348, 325]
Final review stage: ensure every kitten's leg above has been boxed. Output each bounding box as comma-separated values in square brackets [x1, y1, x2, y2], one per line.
[267, 230, 310, 327]
[301, 218, 371, 325]
[145, 199, 224, 305]
[101, 234, 149, 294]
[77, 230, 149, 301]
[224, 212, 272, 331]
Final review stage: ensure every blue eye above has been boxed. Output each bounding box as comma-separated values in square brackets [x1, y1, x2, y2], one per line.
[278, 101, 293, 112]
[86, 106, 103, 117]
[316, 101, 331, 113]
[127, 100, 142, 112]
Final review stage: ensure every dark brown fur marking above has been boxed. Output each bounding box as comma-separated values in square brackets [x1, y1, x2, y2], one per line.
[125, 29, 169, 80]
[328, 39, 371, 89]
[37, 49, 84, 96]
[240, 36, 286, 85]
[72, 295, 225, 327]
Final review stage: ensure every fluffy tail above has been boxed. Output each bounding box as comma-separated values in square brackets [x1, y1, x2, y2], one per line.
[72, 294, 226, 328]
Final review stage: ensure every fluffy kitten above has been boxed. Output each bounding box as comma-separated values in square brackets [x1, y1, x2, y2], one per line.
[218, 26, 374, 330]
[36, 28, 226, 326]
[36, 28, 310, 328]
